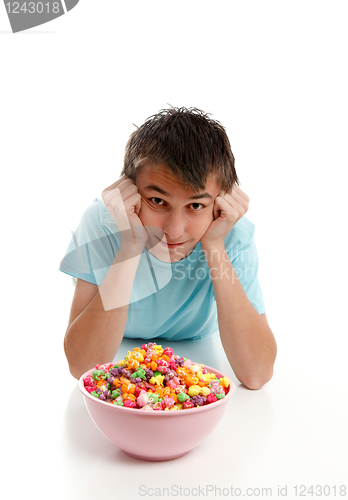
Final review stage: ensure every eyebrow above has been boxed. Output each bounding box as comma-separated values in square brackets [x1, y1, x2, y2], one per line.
[144, 184, 213, 200]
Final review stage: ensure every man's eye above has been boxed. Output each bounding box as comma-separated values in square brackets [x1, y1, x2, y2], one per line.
[151, 197, 165, 205]
[190, 203, 204, 210]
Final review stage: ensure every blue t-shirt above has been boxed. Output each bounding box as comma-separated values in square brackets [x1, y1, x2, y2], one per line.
[59, 198, 266, 341]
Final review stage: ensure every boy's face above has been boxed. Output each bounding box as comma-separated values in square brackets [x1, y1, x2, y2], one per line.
[135, 163, 221, 262]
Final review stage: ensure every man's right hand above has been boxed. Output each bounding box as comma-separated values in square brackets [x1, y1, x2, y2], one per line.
[102, 175, 149, 247]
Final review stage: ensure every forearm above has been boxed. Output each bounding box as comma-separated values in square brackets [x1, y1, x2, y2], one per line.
[203, 245, 277, 390]
[64, 241, 144, 379]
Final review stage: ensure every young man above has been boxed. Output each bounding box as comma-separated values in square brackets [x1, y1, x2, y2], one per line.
[60, 107, 277, 388]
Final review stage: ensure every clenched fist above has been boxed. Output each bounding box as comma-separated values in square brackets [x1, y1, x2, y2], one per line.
[102, 175, 149, 247]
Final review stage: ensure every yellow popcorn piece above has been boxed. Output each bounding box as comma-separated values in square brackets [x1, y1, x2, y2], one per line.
[188, 385, 201, 397]
[117, 360, 127, 367]
[133, 351, 144, 362]
[149, 374, 165, 386]
[220, 377, 230, 388]
[202, 373, 216, 383]
[200, 386, 211, 397]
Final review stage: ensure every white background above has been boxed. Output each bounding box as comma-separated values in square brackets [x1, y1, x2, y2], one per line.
[1, 1, 347, 499]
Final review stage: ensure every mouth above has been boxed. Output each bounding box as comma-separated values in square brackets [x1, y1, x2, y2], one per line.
[156, 236, 186, 248]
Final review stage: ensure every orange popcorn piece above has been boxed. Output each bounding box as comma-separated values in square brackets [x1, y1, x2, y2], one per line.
[184, 375, 196, 387]
[128, 359, 139, 371]
[170, 393, 178, 403]
[150, 361, 158, 371]
[176, 367, 187, 379]
[121, 383, 130, 393]
[128, 384, 136, 394]
[124, 394, 136, 402]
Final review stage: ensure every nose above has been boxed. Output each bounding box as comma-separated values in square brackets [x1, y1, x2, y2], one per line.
[163, 210, 185, 241]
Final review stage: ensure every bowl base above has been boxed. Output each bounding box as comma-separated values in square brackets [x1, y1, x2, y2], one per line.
[121, 449, 189, 462]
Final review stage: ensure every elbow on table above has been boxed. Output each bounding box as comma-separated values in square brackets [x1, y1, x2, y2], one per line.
[65, 348, 89, 380]
[242, 333, 277, 390]
[241, 366, 274, 391]
[64, 337, 85, 380]
[65, 357, 82, 381]
[68, 363, 85, 381]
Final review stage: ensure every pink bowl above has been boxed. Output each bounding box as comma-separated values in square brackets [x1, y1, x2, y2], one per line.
[79, 363, 234, 461]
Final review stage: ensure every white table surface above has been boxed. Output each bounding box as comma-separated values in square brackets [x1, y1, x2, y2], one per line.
[6, 331, 345, 500]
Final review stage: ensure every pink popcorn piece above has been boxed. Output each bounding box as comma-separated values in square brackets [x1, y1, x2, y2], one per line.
[207, 394, 217, 403]
[136, 391, 149, 407]
[168, 359, 177, 370]
[124, 400, 137, 408]
[166, 379, 177, 389]
[182, 400, 194, 409]
[163, 347, 173, 357]
[183, 359, 192, 368]
[157, 359, 169, 374]
[83, 376, 94, 387]
[163, 396, 175, 409]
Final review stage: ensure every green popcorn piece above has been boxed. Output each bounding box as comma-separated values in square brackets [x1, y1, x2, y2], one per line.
[178, 392, 189, 402]
[137, 368, 146, 380]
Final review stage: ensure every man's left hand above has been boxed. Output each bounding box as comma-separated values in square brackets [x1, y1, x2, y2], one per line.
[200, 184, 250, 249]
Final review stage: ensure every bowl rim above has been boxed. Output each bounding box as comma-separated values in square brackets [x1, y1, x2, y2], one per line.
[79, 362, 234, 416]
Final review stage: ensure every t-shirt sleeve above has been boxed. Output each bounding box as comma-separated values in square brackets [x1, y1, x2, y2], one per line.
[225, 217, 266, 315]
[59, 199, 118, 285]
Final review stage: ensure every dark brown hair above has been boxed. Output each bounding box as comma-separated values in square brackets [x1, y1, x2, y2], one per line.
[122, 107, 239, 192]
